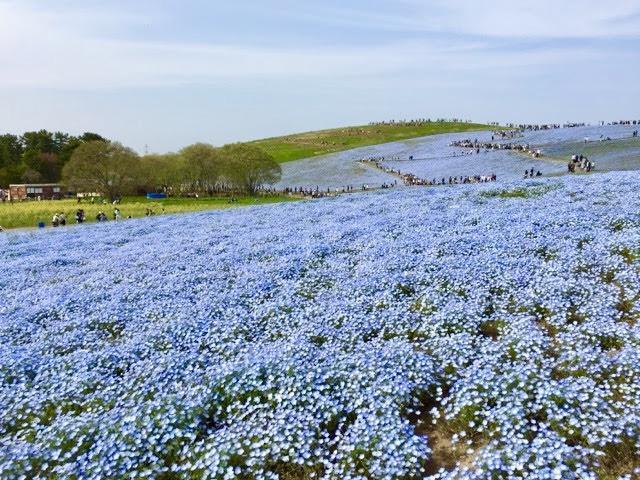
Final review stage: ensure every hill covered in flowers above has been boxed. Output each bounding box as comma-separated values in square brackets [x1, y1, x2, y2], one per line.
[1, 172, 639, 479]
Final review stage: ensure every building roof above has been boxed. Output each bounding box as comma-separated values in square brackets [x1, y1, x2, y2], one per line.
[9, 183, 63, 188]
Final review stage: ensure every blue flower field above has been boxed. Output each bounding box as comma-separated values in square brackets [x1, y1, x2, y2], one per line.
[1, 172, 639, 479]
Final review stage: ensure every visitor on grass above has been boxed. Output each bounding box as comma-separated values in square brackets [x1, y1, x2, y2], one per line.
[52, 214, 59, 227]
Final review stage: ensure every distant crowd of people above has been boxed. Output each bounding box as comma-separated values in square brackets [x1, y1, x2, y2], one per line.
[368, 118, 472, 126]
[49, 207, 132, 228]
[366, 119, 640, 130]
[568, 155, 595, 173]
[609, 120, 640, 126]
[492, 129, 522, 140]
[450, 138, 543, 158]
[360, 159, 431, 185]
[502, 122, 586, 130]
[278, 184, 399, 198]
[360, 159, 497, 187]
[444, 175, 497, 185]
[506, 123, 560, 131]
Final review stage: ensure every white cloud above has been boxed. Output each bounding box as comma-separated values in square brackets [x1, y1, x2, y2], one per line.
[290, 0, 640, 38]
[424, 0, 640, 38]
[0, 0, 631, 90]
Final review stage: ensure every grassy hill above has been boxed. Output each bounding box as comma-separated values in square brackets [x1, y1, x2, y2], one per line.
[250, 121, 496, 163]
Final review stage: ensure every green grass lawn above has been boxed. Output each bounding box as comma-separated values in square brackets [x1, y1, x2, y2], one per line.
[0, 195, 298, 230]
[250, 121, 498, 163]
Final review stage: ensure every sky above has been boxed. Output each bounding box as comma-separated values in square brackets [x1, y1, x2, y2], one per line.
[0, 0, 639, 153]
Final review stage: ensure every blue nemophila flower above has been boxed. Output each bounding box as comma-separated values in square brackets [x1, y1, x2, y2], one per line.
[1, 170, 640, 479]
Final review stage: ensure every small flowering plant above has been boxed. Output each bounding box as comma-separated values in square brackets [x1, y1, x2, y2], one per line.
[1, 171, 639, 479]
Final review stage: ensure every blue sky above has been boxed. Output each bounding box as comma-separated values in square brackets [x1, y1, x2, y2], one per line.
[0, 0, 639, 153]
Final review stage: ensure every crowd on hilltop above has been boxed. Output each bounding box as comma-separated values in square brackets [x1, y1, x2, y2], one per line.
[504, 120, 640, 130]
[568, 155, 596, 173]
[365, 119, 640, 129]
[609, 120, 640, 126]
[368, 118, 473, 126]
[503, 122, 586, 131]
[450, 139, 543, 158]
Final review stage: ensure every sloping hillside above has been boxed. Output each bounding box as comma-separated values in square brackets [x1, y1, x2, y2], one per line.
[251, 121, 494, 163]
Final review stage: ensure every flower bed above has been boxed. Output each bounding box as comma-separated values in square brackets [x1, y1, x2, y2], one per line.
[1, 172, 639, 479]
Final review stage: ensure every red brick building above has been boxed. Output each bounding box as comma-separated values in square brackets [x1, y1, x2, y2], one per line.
[9, 184, 63, 201]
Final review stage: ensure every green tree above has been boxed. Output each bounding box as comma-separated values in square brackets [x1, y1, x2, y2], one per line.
[219, 144, 281, 195]
[180, 143, 222, 193]
[21, 168, 43, 183]
[58, 133, 106, 170]
[79, 132, 106, 143]
[21, 130, 56, 174]
[37, 152, 62, 181]
[0, 134, 23, 169]
[62, 141, 139, 202]
[138, 153, 187, 194]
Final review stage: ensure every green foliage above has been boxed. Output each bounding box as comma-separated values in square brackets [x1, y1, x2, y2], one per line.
[597, 335, 625, 352]
[179, 143, 222, 193]
[609, 218, 640, 233]
[0, 130, 105, 184]
[478, 320, 506, 340]
[396, 283, 416, 297]
[137, 153, 187, 194]
[218, 143, 282, 195]
[612, 246, 640, 265]
[62, 141, 140, 202]
[481, 184, 555, 199]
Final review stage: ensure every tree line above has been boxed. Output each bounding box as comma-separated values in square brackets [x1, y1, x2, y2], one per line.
[1, 131, 282, 200]
[0, 130, 106, 185]
[62, 141, 282, 201]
